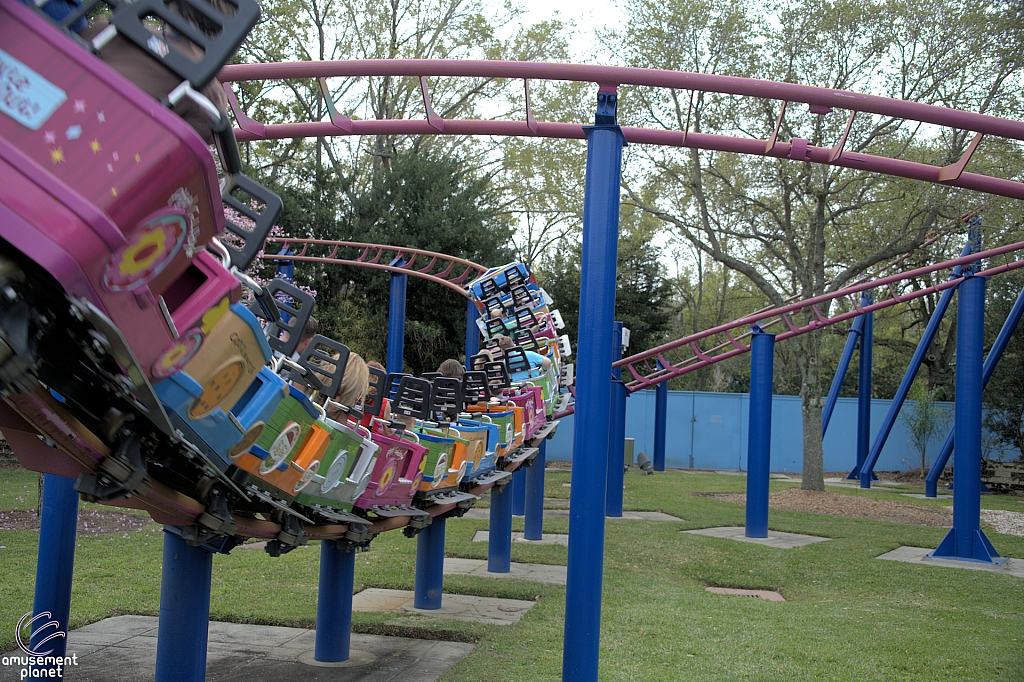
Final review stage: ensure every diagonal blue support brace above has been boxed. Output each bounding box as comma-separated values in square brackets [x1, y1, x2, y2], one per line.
[822, 314, 864, 435]
[930, 273, 1004, 564]
[387, 259, 407, 375]
[606, 321, 626, 517]
[859, 240, 972, 486]
[926, 280, 1024, 496]
[562, 85, 624, 682]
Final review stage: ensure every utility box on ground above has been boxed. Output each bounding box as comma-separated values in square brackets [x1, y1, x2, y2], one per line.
[624, 438, 634, 467]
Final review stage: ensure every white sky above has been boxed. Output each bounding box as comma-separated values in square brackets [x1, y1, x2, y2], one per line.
[506, 0, 627, 63]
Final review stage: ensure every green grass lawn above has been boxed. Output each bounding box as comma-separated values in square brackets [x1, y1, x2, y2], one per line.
[1, 465, 1022, 681]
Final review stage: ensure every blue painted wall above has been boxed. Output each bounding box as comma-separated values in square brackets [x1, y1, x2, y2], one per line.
[547, 390, 981, 472]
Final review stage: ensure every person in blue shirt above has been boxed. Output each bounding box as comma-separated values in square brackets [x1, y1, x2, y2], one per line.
[494, 335, 551, 381]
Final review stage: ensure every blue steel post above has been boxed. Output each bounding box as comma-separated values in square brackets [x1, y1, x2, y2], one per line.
[930, 274, 1003, 564]
[524, 439, 547, 540]
[155, 529, 213, 682]
[852, 297, 874, 484]
[29, 475, 78, 681]
[562, 86, 624, 682]
[387, 261, 407, 375]
[653, 362, 667, 472]
[414, 517, 447, 609]
[465, 298, 480, 370]
[745, 327, 775, 538]
[861, 241, 972, 486]
[822, 314, 864, 435]
[926, 282, 1024, 496]
[488, 481, 513, 572]
[512, 468, 526, 516]
[315, 540, 355, 662]
[606, 322, 626, 517]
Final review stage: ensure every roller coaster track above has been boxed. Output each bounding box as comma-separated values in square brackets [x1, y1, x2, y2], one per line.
[220, 59, 1024, 199]
[220, 59, 1024, 414]
[258, 238, 487, 295]
[615, 240, 1024, 390]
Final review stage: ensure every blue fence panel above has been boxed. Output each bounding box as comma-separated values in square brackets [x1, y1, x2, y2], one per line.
[546, 390, 986, 473]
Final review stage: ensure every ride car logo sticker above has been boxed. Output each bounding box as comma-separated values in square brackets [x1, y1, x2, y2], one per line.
[0, 48, 66, 130]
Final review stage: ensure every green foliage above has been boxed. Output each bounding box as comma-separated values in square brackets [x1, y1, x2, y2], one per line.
[534, 207, 673, 357]
[900, 382, 951, 472]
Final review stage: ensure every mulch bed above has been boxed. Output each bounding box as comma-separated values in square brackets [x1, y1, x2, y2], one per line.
[0, 507, 151, 535]
[694, 488, 954, 527]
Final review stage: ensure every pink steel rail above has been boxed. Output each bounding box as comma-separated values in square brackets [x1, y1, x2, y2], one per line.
[220, 59, 1024, 199]
[616, 241, 1024, 392]
[259, 238, 488, 295]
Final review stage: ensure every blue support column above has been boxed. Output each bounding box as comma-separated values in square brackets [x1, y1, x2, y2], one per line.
[413, 517, 446, 609]
[930, 274, 1003, 564]
[562, 86, 624, 682]
[524, 440, 547, 540]
[861, 241, 972, 485]
[853, 299, 874, 485]
[653, 365, 667, 472]
[606, 322, 626, 517]
[745, 327, 775, 538]
[155, 529, 213, 682]
[387, 263, 407, 375]
[822, 315, 864, 435]
[465, 298, 480, 370]
[512, 468, 526, 516]
[315, 540, 355, 662]
[488, 482, 513, 573]
[925, 281, 1024, 497]
[29, 475, 78, 680]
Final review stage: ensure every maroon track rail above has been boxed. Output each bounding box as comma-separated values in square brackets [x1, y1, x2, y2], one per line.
[259, 238, 488, 295]
[221, 59, 1024, 199]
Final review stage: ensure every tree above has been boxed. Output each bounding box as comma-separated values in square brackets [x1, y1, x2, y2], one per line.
[900, 382, 950, 474]
[535, 206, 673, 357]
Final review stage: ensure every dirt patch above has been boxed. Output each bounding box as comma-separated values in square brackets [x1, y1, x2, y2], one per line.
[694, 488, 953, 527]
[0, 507, 150, 535]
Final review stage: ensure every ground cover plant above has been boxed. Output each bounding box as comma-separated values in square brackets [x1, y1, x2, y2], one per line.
[0, 465, 1021, 680]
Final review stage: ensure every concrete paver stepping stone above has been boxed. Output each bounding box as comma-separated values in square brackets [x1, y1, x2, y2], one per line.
[684, 526, 830, 548]
[876, 546, 1024, 577]
[472, 530, 569, 546]
[443, 557, 566, 584]
[458, 508, 681, 522]
[0, 616, 474, 682]
[352, 588, 536, 626]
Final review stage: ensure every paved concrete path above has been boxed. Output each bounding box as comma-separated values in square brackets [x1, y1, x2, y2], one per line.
[877, 546, 1024, 577]
[443, 557, 566, 585]
[472, 530, 569, 546]
[459, 508, 681, 521]
[683, 526, 831, 548]
[351, 589, 535, 625]
[0, 615, 474, 682]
